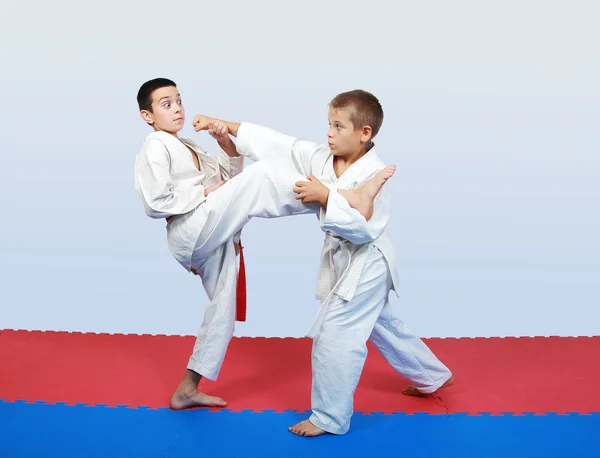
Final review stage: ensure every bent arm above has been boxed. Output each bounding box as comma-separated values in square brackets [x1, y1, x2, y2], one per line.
[135, 139, 206, 218]
[320, 183, 391, 244]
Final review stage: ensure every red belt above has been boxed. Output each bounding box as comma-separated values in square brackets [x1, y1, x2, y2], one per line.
[169, 216, 246, 322]
[236, 242, 247, 322]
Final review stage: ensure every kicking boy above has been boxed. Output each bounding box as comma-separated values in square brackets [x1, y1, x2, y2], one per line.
[196, 90, 454, 436]
[133, 79, 393, 409]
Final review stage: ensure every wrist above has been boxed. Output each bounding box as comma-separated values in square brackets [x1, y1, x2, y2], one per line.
[218, 136, 234, 148]
[218, 137, 239, 157]
[319, 189, 330, 207]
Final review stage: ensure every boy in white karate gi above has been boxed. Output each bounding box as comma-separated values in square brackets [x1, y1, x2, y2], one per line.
[199, 90, 454, 436]
[133, 79, 393, 410]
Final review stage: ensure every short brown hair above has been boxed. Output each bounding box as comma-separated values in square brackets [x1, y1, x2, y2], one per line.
[329, 89, 384, 139]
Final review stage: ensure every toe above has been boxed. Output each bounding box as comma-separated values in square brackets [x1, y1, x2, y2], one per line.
[213, 397, 227, 407]
[402, 386, 424, 396]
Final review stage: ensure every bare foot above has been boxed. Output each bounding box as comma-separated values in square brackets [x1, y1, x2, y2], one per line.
[170, 388, 227, 410]
[340, 165, 396, 220]
[403, 374, 455, 397]
[363, 165, 397, 200]
[169, 369, 227, 410]
[288, 419, 327, 437]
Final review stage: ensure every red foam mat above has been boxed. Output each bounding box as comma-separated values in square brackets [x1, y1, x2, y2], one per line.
[1, 330, 598, 414]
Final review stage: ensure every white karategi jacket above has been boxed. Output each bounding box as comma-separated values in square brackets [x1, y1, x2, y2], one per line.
[235, 123, 400, 337]
[134, 130, 244, 270]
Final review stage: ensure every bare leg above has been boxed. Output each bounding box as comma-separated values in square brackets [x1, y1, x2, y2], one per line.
[170, 369, 227, 409]
[338, 165, 396, 220]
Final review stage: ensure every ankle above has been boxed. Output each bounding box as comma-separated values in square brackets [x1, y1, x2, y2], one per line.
[182, 369, 202, 385]
[174, 383, 198, 397]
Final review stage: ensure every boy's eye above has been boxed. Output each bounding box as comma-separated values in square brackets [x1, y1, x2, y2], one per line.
[163, 102, 171, 108]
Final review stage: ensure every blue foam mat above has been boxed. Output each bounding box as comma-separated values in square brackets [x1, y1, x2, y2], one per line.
[1, 401, 599, 457]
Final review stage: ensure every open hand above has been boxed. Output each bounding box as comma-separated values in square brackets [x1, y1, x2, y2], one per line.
[293, 176, 329, 206]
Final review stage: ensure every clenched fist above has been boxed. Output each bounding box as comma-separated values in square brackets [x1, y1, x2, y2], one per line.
[193, 114, 215, 132]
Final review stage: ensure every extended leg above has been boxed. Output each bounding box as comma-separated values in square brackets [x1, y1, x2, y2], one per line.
[370, 304, 453, 395]
[193, 161, 319, 260]
[193, 161, 397, 260]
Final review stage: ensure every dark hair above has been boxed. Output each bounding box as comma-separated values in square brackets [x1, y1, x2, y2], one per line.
[137, 78, 177, 112]
[329, 89, 384, 139]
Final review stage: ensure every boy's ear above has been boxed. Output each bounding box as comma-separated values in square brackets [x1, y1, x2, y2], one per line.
[140, 110, 154, 125]
[360, 125, 373, 144]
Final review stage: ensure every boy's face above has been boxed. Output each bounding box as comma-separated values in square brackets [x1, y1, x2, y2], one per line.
[327, 107, 372, 157]
[140, 86, 185, 134]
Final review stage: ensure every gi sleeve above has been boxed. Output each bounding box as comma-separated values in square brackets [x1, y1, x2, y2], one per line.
[217, 145, 244, 180]
[236, 122, 325, 176]
[320, 179, 391, 245]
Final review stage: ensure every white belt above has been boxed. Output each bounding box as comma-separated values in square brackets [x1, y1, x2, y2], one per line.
[308, 233, 369, 338]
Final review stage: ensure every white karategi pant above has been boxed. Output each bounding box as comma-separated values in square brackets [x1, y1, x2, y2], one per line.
[180, 160, 319, 379]
[231, 122, 452, 434]
[309, 246, 452, 435]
